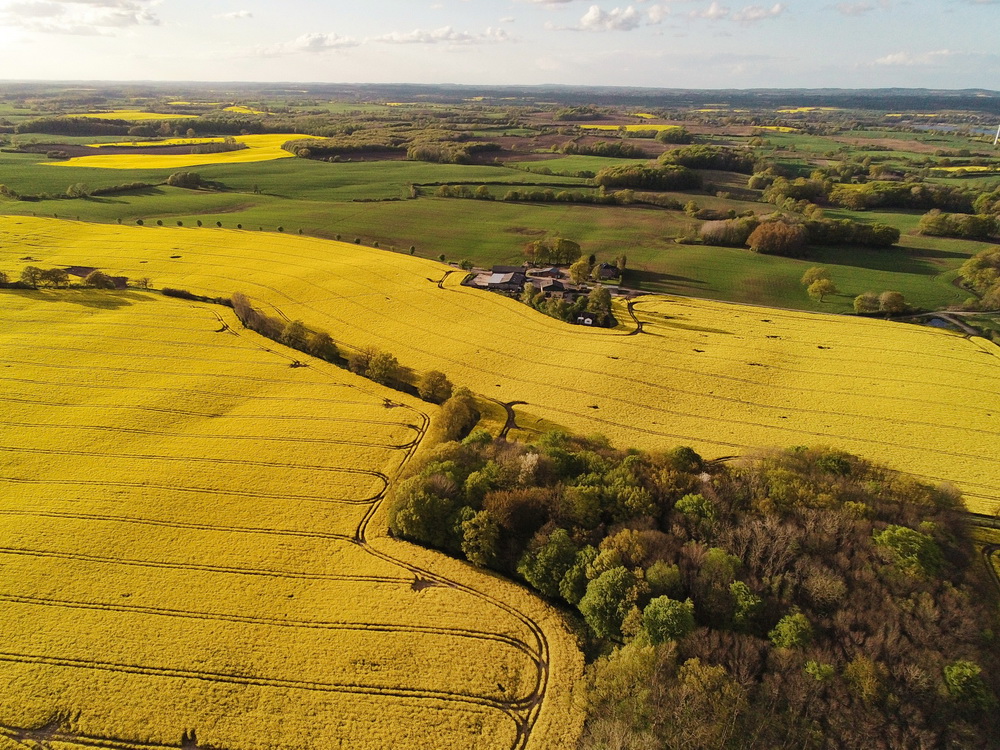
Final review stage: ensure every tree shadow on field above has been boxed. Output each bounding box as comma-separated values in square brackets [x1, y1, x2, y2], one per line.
[806, 246, 939, 276]
[626, 268, 709, 292]
[6, 288, 154, 310]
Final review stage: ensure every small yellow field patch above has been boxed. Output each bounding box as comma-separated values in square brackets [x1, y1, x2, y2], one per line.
[69, 110, 191, 121]
[632, 113, 657, 119]
[44, 133, 312, 170]
[776, 107, 842, 114]
[224, 105, 267, 115]
[931, 165, 997, 173]
[755, 126, 800, 132]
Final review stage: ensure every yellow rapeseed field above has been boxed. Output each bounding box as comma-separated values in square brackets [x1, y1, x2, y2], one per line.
[776, 107, 841, 114]
[224, 105, 267, 115]
[931, 165, 996, 173]
[46, 134, 310, 170]
[2, 217, 998, 517]
[0, 288, 583, 749]
[69, 110, 191, 121]
[756, 126, 800, 132]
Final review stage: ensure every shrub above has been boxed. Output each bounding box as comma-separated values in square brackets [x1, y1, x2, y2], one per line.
[418, 370, 453, 404]
[85, 270, 115, 289]
[165, 171, 203, 189]
[746, 221, 808, 257]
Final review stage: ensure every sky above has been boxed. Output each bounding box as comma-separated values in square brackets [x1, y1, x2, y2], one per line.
[0, 0, 998, 90]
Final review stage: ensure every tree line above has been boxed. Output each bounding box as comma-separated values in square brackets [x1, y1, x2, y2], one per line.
[230, 292, 456, 403]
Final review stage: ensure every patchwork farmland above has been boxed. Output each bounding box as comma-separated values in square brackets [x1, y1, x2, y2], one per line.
[0, 291, 582, 750]
[2, 217, 998, 515]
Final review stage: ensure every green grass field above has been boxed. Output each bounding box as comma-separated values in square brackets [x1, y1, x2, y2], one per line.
[0, 125, 990, 313]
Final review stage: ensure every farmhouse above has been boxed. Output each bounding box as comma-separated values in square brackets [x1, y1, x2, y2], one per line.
[575, 310, 599, 326]
[486, 271, 527, 292]
[595, 263, 620, 281]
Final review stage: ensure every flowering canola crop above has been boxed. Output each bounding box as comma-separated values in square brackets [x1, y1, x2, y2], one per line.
[2, 216, 998, 517]
[0, 288, 583, 750]
[45, 134, 310, 170]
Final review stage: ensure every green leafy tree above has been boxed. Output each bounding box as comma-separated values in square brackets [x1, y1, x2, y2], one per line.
[347, 347, 376, 377]
[872, 524, 942, 575]
[769, 611, 813, 649]
[569, 257, 591, 285]
[559, 546, 598, 605]
[520, 282, 538, 304]
[642, 596, 695, 644]
[729, 581, 762, 629]
[388, 477, 461, 550]
[801, 266, 829, 286]
[675, 492, 716, 523]
[808, 278, 838, 302]
[461, 509, 501, 568]
[645, 561, 682, 598]
[418, 370, 453, 404]
[517, 528, 578, 598]
[579, 566, 639, 639]
[944, 660, 996, 713]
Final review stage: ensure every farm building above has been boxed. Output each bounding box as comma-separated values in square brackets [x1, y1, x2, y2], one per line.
[532, 267, 562, 278]
[575, 311, 599, 326]
[486, 271, 527, 292]
[596, 263, 620, 281]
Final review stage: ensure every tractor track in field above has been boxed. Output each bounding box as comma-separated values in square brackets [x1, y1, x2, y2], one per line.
[218, 303, 554, 750]
[0, 393, 416, 425]
[0, 651, 536, 714]
[0, 592, 539, 657]
[0, 420, 420, 450]
[0, 476, 383, 506]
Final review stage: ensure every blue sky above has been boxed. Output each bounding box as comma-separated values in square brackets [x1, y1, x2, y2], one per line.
[0, 0, 998, 89]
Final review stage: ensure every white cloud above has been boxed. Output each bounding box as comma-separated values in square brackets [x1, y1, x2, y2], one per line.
[0, 0, 159, 34]
[257, 31, 360, 55]
[372, 25, 512, 44]
[647, 4, 670, 23]
[578, 4, 642, 30]
[732, 2, 784, 23]
[690, 1, 730, 19]
[872, 49, 953, 66]
[214, 10, 252, 20]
